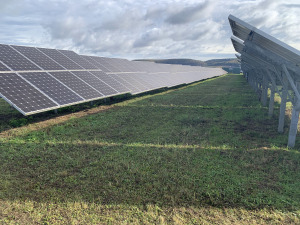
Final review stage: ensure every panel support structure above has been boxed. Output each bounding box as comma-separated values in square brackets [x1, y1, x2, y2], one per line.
[288, 81, 300, 148]
[278, 75, 288, 133]
[261, 74, 268, 106]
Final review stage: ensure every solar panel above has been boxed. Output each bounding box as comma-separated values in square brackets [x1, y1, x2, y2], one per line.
[99, 57, 123, 72]
[230, 36, 244, 54]
[49, 71, 103, 100]
[110, 73, 142, 94]
[228, 14, 300, 148]
[87, 56, 111, 72]
[0, 44, 41, 71]
[58, 50, 99, 70]
[0, 42, 227, 116]
[117, 73, 150, 93]
[20, 72, 84, 105]
[11, 45, 65, 70]
[129, 73, 156, 90]
[229, 14, 300, 65]
[89, 71, 131, 93]
[138, 73, 167, 89]
[0, 61, 10, 71]
[37, 48, 83, 70]
[71, 71, 118, 96]
[0, 73, 57, 114]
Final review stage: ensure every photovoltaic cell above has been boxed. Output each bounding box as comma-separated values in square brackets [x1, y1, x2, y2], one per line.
[137, 73, 165, 90]
[120, 73, 150, 92]
[0, 44, 41, 71]
[84, 56, 111, 72]
[129, 73, 155, 90]
[12, 45, 65, 70]
[58, 50, 99, 70]
[110, 73, 141, 94]
[71, 71, 118, 96]
[37, 48, 83, 70]
[0, 61, 10, 71]
[49, 71, 103, 100]
[0, 73, 57, 114]
[20, 72, 84, 105]
[98, 57, 122, 72]
[89, 71, 130, 93]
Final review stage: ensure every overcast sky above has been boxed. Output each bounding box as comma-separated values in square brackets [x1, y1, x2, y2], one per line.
[0, 0, 299, 60]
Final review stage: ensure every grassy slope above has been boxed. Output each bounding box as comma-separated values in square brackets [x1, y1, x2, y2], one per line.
[0, 74, 299, 224]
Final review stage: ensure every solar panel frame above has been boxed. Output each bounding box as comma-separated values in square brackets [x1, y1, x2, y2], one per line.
[228, 14, 300, 148]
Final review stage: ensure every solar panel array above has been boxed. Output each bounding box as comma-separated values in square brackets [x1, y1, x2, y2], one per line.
[228, 14, 300, 148]
[0, 44, 226, 116]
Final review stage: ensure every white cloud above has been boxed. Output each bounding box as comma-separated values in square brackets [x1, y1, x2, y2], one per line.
[0, 0, 299, 60]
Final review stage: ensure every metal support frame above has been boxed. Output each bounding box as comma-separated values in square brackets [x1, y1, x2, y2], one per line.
[278, 75, 288, 133]
[268, 80, 275, 116]
[288, 81, 300, 147]
[229, 15, 300, 148]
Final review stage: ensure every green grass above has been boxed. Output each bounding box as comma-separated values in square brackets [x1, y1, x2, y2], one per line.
[0, 74, 299, 224]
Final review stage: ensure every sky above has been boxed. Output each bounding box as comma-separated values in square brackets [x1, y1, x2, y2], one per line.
[0, 0, 299, 60]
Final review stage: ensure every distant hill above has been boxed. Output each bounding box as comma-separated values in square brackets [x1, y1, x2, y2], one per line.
[135, 58, 207, 67]
[134, 58, 241, 73]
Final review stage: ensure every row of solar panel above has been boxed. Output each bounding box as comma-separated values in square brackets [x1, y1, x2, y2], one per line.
[0, 70, 222, 115]
[0, 43, 226, 115]
[0, 44, 213, 74]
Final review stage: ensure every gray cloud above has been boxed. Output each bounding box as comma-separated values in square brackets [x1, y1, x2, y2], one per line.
[282, 4, 300, 8]
[165, 1, 213, 24]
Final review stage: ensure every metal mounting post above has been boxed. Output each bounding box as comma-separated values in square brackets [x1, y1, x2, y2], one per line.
[288, 107, 299, 147]
[278, 75, 288, 133]
[261, 74, 268, 106]
[268, 80, 275, 117]
[265, 69, 278, 116]
[287, 81, 300, 148]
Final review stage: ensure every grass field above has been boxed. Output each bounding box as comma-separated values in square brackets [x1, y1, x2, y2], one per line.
[0, 74, 299, 224]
